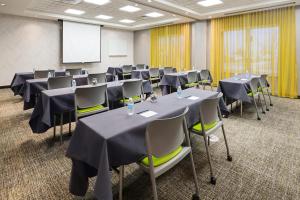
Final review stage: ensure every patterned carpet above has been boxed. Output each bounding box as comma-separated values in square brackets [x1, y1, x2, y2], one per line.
[0, 88, 299, 200]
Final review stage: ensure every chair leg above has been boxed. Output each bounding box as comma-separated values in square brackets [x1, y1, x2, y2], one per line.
[148, 162, 158, 200]
[261, 91, 269, 111]
[210, 84, 213, 91]
[240, 101, 243, 117]
[53, 114, 56, 141]
[258, 94, 265, 114]
[267, 88, 273, 106]
[221, 125, 232, 161]
[60, 113, 63, 145]
[69, 112, 72, 135]
[203, 136, 216, 185]
[189, 150, 201, 199]
[119, 166, 124, 200]
[252, 97, 261, 120]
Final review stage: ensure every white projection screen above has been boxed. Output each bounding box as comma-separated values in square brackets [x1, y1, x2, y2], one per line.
[63, 21, 101, 63]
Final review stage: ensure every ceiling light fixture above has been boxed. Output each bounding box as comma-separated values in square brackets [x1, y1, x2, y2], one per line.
[84, 0, 110, 6]
[119, 19, 135, 24]
[119, 5, 141, 12]
[95, 14, 113, 20]
[198, 0, 223, 7]
[64, 9, 85, 15]
[145, 12, 164, 18]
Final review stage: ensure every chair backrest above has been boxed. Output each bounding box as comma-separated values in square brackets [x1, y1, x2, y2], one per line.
[149, 68, 159, 77]
[146, 107, 189, 158]
[187, 71, 198, 83]
[199, 93, 223, 125]
[163, 67, 174, 75]
[75, 84, 107, 109]
[88, 73, 106, 84]
[136, 64, 146, 70]
[249, 77, 260, 92]
[48, 76, 72, 90]
[34, 70, 54, 79]
[122, 65, 133, 73]
[260, 74, 269, 88]
[122, 80, 143, 98]
[66, 68, 82, 76]
[200, 69, 212, 81]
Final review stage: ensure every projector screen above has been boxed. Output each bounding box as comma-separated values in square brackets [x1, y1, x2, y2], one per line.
[62, 21, 101, 63]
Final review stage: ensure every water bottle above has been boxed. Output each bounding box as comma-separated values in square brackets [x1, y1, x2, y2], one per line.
[72, 79, 77, 90]
[115, 75, 119, 81]
[48, 71, 52, 78]
[176, 86, 182, 99]
[127, 98, 134, 115]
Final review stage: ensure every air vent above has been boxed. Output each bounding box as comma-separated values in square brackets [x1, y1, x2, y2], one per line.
[61, 0, 82, 5]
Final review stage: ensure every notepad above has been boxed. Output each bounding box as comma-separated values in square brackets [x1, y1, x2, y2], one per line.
[240, 78, 248, 81]
[139, 110, 157, 118]
[187, 96, 199, 100]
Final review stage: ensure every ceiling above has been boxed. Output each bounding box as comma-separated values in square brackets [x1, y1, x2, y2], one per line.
[0, 0, 299, 30]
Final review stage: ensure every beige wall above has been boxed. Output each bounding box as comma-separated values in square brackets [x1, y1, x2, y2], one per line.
[134, 29, 150, 65]
[191, 21, 207, 70]
[0, 14, 134, 86]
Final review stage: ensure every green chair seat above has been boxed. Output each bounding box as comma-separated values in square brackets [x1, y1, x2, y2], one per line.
[150, 77, 160, 80]
[192, 120, 218, 132]
[120, 96, 141, 103]
[185, 82, 198, 87]
[77, 104, 105, 114]
[199, 80, 211, 84]
[247, 91, 258, 97]
[141, 146, 183, 167]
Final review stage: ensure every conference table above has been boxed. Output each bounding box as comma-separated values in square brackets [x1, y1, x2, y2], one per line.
[10, 70, 65, 96]
[22, 75, 88, 110]
[218, 74, 261, 104]
[66, 88, 219, 200]
[29, 79, 153, 133]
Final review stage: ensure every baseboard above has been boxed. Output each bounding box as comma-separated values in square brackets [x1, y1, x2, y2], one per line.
[0, 85, 10, 89]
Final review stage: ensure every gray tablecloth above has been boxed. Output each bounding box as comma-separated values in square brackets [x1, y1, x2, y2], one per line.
[131, 70, 150, 80]
[23, 75, 88, 110]
[10, 71, 65, 96]
[218, 74, 260, 104]
[160, 72, 189, 95]
[66, 88, 219, 200]
[29, 80, 153, 133]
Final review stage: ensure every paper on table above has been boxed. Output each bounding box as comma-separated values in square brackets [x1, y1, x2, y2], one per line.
[240, 78, 248, 81]
[140, 110, 157, 118]
[187, 96, 199, 100]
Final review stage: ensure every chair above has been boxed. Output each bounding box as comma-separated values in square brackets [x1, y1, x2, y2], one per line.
[259, 74, 273, 107]
[88, 73, 107, 85]
[190, 93, 232, 185]
[244, 77, 267, 120]
[163, 67, 174, 75]
[120, 80, 143, 105]
[47, 76, 72, 90]
[149, 68, 160, 87]
[34, 70, 55, 79]
[48, 76, 73, 144]
[199, 69, 213, 90]
[136, 64, 146, 70]
[66, 68, 82, 76]
[118, 107, 201, 200]
[185, 71, 199, 88]
[75, 84, 109, 120]
[122, 65, 132, 80]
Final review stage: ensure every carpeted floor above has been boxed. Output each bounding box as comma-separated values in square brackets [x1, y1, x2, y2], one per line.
[0, 88, 299, 200]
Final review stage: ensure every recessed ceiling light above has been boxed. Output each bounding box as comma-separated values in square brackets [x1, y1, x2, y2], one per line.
[95, 14, 113, 20]
[0, 3, 6, 6]
[119, 19, 135, 24]
[145, 12, 164, 18]
[84, 0, 110, 6]
[119, 5, 141, 13]
[148, 0, 152, 2]
[198, 0, 223, 7]
[64, 9, 85, 15]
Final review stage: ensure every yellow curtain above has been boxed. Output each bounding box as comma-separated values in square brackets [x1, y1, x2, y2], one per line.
[210, 7, 298, 98]
[150, 23, 191, 72]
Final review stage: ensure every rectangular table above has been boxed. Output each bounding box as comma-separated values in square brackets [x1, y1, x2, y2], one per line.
[66, 88, 219, 200]
[23, 75, 88, 110]
[218, 74, 260, 104]
[29, 80, 153, 133]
